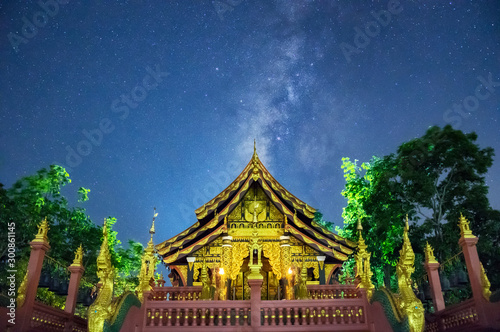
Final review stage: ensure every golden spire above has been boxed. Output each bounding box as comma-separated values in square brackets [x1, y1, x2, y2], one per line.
[71, 244, 84, 267]
[424, 242, 438, 264]
[403, 215, 410, 242]
[357, 218, 366, 249]
[147, 208, 157, 249]
[33, 217, 50, 243]
[99, 219, 111, 260]
[458, 213, 475, 238]
[355, 217, 374, 299]
[149, 207, 157, 242]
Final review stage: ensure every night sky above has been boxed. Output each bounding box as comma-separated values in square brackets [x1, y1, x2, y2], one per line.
[1, 1, 499, 248]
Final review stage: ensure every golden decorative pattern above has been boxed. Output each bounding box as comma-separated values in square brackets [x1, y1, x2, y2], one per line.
[304, 261, 319, 279]
[263, 242, 282, 280]
[230, 242, 249, 281]
[480, 263, 491, 300]
[325, 264, 335, 283]
[163, 250, 179, 264]
[458, 213, 475, 239]
[177, 266, 188, 285]
[281, 243, 291, 277]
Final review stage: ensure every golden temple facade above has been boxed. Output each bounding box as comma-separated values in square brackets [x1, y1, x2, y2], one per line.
[155, 145, 356, 300]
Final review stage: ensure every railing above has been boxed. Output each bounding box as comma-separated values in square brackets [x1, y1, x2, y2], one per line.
[308, 284, 359, 299]
[30, 301, 87, 332]
[149, 284, 359, 301]
[150, 286, 202, 301]
[260, 299, 367, 328]
[145, 300, 251, 328]
[143, 284, 369, 330]
[424, 298, 479, 332]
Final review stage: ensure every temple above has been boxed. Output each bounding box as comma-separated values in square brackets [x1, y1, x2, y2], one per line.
[155, 143, 356, 300]
[12, 147, 500, 331]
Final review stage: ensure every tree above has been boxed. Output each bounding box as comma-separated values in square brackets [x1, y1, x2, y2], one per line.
[339, 125, 500, 290]
[395, 126, 499, 289]
[0, 165, 148, 307]
[338, 157, 409, 289]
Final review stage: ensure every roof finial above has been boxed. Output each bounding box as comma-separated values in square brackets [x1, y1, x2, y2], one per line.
[253, 139, 258, 161]
[149, 207, 157, 242]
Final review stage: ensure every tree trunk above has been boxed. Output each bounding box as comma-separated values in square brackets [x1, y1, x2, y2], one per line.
[384, 264, 391, 290]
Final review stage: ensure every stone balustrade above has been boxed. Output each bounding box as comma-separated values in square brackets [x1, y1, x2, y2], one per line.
[30, 301, 87, 332]
[144, 299, 251, 328]
[307, 284, 359, 299]
[425, 298, 479, 332]
[260, 298, 367, 328]
[149, 286, 203, 301]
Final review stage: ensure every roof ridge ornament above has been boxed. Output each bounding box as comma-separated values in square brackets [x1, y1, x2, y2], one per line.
[252, 139, 260, 180]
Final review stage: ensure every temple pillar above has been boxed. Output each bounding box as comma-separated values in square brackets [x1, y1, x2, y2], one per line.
[249, 279, 263, 328]
[459, 237, 483, 302]
[457, 214, 491, 327]
[65, 245, 84, 314]
[424, 243, 445, 312]
[221, 236, 232, 300]
[15, 218, 51, 332]
[280, 235, 291, 299]
[186, 257, 196, 286]
[317, 255, 326, 285]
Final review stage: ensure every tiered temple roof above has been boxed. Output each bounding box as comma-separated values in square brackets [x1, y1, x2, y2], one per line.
[156, 145, 356, 266]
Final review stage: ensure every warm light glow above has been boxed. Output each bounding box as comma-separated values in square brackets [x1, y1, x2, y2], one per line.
[219, 267, 225, 275]
[288, 267, 293, 275]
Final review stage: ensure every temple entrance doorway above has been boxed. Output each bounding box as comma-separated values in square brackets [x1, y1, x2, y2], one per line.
[231, 256, 280, 300]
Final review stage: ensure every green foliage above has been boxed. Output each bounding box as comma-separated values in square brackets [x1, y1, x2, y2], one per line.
[0, 165, 149, 304]
[338, 125, 500, 292]
[338, 156, 408, 287]
[78, 187, 91, 202]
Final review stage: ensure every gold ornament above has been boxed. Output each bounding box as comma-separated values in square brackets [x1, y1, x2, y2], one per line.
[458, 213, 475, 238]
[33, 217, 49, 243]
[424, 242, 438, 264]
[89, 219, 117, 332]
[394, 218, 424, 332]
[263, 242, 281, 280]
[16, 270, 28, 308]
[71, 244, 84, 267]
[355, 219, 374, 300]
[480, 263, 491, 300]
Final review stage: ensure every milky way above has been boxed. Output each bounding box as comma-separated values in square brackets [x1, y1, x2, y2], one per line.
[1, 1, 499, 246]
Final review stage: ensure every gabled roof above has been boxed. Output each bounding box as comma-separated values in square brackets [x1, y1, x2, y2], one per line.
[156, 146, 356, 264]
